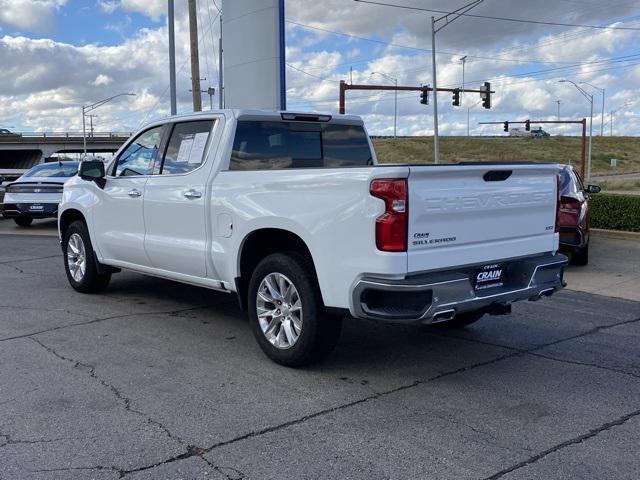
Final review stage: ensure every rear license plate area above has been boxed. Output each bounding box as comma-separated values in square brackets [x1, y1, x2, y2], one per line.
[474, 264, 505, 291]
[29, 204, 44, 211]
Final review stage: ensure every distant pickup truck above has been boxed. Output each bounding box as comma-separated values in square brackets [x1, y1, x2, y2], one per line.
[58, 110, 567, 366]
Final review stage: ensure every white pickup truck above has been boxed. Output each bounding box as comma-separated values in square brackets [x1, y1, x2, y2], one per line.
[59, 110, 567, 366]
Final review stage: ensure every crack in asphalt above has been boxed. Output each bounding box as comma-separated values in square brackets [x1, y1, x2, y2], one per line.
[0, 254, 61, 265]
[527, 351, 640, 380]
[0, 303, 230, 343]
[482, 407, 640, 480]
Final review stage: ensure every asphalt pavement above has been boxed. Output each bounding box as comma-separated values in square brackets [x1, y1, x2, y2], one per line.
[1, 231, 639, 479]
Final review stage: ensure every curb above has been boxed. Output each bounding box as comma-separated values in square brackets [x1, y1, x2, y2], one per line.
[592, 228, 640, 240]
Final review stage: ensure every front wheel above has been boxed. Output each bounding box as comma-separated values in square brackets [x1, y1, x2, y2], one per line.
[14, 216, 33, 227]
[63, 221, 111, 293]
[248, 252, 342, 367]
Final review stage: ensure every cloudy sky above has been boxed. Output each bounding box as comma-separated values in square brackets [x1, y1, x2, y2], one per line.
[1, 0, 639, 136]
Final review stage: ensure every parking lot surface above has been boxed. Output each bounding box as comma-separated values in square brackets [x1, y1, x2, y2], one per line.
[1, 232, 640, 479]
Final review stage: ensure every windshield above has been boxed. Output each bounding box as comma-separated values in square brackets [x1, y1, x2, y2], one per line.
[24, 163, 79, 178]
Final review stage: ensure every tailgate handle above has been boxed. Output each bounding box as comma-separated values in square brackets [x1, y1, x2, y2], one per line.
[483, 170, 512, 182]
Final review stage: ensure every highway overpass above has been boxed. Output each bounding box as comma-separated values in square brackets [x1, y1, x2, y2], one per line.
[0, 131, 130, 173]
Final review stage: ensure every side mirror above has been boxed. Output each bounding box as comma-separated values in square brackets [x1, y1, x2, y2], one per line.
[79, 160, 106, 188]
[586, 184, 601, 194]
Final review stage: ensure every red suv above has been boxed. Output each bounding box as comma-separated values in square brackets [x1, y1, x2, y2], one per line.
[558, 165, 600, 265]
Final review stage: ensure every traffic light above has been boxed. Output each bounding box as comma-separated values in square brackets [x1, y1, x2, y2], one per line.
[452, 88, 460, 107]
[421, 89, 428, 104]
[503, 121, 509, 132]
[525, 120, 530, 131]
[481, 81, 491, 109]
[420, 88, 429, 105]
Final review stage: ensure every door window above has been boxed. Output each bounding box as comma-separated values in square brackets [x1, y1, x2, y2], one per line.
[160, 120, 214, 175]
[114, 126, 163, 176]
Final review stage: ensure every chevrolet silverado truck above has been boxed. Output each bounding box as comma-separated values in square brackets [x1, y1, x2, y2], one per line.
[58, 110, 567, 366]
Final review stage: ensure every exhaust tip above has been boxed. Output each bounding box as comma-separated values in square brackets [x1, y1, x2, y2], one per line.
[432, 309, 456, 323]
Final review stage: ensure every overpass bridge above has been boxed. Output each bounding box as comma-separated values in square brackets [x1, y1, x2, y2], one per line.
[0, 131, 131, 176]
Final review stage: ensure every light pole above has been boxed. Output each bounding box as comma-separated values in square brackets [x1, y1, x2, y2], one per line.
[559, 80, 593, 181]
[556, 100, 561, 119]
[581, 82, 605, 136]
[610, 101, 633, 136]
[356, 0, 484, 163]
[82, 93, 136, 156]
[371, 72, 398, 138]
[460, 56, 468, 136]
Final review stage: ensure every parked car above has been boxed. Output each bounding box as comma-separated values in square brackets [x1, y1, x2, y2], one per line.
[558, 165, 600, 265]
[2, 161, 79, 226]
[58, 110, 567, 366]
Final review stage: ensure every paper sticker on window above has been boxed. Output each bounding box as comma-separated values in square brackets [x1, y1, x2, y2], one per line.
[188, 132, 209, 164]
[176, 138, 193, 163]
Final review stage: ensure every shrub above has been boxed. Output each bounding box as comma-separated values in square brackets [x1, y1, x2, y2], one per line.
[589, 193, 640, 232]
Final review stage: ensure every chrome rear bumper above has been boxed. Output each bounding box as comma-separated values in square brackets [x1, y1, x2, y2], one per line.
[351, 253, 568, 323]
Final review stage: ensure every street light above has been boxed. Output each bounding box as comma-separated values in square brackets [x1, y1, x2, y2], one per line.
[355, 0, 485, 163]
[581, 82, 605, 136]
[82, 93, 136, 156]
[609, 101, 634, 136]
[371, 72, 398, 138]
[460, 56, 468, 136]
[556, 100, 561, 119]
[559, 79, 593, 181]
[430, 0, 484, 163]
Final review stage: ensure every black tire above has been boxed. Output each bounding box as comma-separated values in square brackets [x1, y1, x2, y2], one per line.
[62, 220, 111, 293]
[14, 216, 33, 227]
[429, 310, 485, 330]
[571, 243, 589, 266]
[247, 252, 342, 367]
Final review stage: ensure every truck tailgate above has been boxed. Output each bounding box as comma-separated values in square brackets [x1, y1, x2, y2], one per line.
[407, 164, 559, 273]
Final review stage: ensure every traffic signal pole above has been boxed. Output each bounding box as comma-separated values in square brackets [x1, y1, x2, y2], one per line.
[479, 119, 588, 180]
[338, 81, 492, 115]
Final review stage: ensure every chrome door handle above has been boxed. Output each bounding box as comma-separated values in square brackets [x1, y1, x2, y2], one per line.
[127, 189, 142, 198]
[183, 189, 202, 199]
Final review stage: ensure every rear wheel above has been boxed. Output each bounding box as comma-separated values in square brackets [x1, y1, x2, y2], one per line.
[248, 252, 342, 367]
[571, 243, 589, 266]
[63, 221, 111, 293]
[14, 217, 33, 227]
[429, 310, 485, 330]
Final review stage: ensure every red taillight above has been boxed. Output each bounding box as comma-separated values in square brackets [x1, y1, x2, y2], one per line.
[555, 174, 561, 233]
[370, 178, 408, 252]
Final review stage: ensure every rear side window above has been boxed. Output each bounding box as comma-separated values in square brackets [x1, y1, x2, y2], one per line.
[230, 121, 372, 170]
[160, 120, 214, 175]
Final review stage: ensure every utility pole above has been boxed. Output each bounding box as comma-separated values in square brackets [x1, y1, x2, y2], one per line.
[430, 16, 440, 163]
[188, 0, 202, 112]
[461, 56, 468, 136]
[168, 0, 177, 115]
[556, 100, 561, 119]
[218, 12, 224, 109]
[86, 114, 98, 137]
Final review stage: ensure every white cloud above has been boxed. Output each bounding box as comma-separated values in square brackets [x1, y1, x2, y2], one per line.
[92, 74, 113, 86]
[98, 0, 165, 21]
[0, 0, 67, 31]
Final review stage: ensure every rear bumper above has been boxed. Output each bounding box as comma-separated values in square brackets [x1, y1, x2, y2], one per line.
[351, 253, 568, 323]
[2, 203, 59, 219]
[559, 226, 587, 249]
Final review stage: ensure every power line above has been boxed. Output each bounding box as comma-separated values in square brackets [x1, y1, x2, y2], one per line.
[287, 20, 636, 65]
[353, 0, 640, 31]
